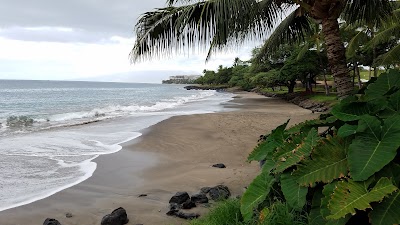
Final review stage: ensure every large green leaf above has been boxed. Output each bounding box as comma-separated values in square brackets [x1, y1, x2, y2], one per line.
[280, 173, 308, 210]
[247, 140, 274, 162]
[326, 177, 397, 220]
[375, 162, 400, 187]
[321, 182, 337, 218]
[247, 120, 289, 162]
[310, 187, 350, 225]
[309, 189, 326, 225]
[240, 171, 275, 222]
[331, 99, 387, 122]
[365, 70, 400, 100]
[294, 136, 348, 187]
[286, 119, 335, 134]
[378, 91, 400, 118]
[274, 128, 320, 173]
[388, 91, 400, 113]
[348, 115, 400, 181]
[370, 192, 400, 225]
[337, 124, 358, 138]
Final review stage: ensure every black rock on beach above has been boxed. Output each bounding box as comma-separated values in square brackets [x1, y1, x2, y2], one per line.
[101, 207, 129, 225]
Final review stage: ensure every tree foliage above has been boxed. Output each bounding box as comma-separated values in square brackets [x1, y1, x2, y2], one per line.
[242, 69, 400, 225]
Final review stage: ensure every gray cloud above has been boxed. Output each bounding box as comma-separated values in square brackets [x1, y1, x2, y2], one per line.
[0, 27, 112, 43]
[0, 0, 167, 42]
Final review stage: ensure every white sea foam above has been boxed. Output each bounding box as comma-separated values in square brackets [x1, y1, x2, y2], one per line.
[32, 90, 216, 123]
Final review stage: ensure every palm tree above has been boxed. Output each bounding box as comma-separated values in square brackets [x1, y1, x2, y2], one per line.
[369, 3, 400, 68]
[130, 0, 392, 98]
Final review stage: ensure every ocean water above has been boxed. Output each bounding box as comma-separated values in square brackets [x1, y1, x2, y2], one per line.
[0, 80, 233, 211]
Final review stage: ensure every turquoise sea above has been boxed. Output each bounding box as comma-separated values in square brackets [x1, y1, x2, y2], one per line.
[0, 80, 233, 211]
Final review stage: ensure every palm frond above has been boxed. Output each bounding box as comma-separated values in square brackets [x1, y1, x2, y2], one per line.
[374, 43, 400, 66]
[296, 42, 310, 61]
[131, 0, 287, 63]
[343, 0, 393, 27]
[166, 0, 200, 6]
[346, 29, 368, 58]
[254, 7, 311, 62]
[368, 22, 400, 47]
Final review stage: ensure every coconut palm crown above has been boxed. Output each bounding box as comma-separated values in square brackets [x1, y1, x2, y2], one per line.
[130, 0, 392, 98]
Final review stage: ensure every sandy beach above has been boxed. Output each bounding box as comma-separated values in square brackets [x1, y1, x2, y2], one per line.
[0, 92, 317, 225]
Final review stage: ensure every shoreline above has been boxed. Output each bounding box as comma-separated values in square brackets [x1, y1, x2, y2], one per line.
[184, 85, 331, 112]
[0, 92, 317, 225]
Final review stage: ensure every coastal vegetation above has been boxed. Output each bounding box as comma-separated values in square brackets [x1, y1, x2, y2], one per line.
[240, 69, 400, 224]
[131, 0, 400, 224]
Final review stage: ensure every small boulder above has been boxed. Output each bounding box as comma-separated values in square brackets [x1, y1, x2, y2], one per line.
[175, 211, 200, 220]
[65, 212, 73, 218]
[181, 200, 196, 209]
[168, 211, 200, 220]
[200, 187, 211, 194]
[101, 207, 129, 225]
[43, 218, 61, 225]
[212, 163, 226, 168]
[169, 192, 190, 204]
[191, 193, 209, 203]
[209, 185, 231, 201]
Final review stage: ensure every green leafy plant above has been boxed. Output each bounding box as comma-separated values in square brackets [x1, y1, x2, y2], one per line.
[189, 199, 249, 225]
[242, 69, 400, 225]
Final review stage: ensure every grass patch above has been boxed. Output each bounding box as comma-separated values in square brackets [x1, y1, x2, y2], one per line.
[189, 199, 250, 225]
[260, 87, 290, 94]
[189, 199, 309, 225]
[258, 201, 309, 225]
[307, 93, 338, 107]
[359, 69, 385, 80]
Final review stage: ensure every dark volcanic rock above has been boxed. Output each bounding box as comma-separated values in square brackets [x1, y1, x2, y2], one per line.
[209, 185, 231, 201]
[169, 192, 190, 204]
[212, 163, 226, 168]
[167, 210, 200, 220]
[65, 212, 73, 218]
[200, 187, 211, 194]
[191, 193, 209, 203]
[169, 203, 181, 211]
[182, 199, 196, 209]
[101, 207, 129, 225]
[166, 209, 179, 216]
[43, 218, 61, 225]
[175, 211, 200, 220]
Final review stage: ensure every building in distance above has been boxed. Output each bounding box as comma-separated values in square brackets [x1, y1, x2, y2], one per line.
[162, 75, 201, 84]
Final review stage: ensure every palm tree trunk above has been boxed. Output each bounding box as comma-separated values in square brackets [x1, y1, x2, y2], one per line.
[321, 18, 353, 98]
[323, 73, 330, 95]
[356, 64, 362, 89]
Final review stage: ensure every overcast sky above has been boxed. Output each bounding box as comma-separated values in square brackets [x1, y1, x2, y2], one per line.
[0, 0, 258, 83]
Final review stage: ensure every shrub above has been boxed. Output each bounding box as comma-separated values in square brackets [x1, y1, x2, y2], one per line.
[242, 69, 400, 225]
[189, 199, 249, 225]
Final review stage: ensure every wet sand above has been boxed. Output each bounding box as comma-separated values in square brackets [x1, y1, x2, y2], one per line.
[0, 92, 317, 225]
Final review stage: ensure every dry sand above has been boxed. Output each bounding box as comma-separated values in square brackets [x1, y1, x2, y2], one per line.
[0, 92, 317, 225]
